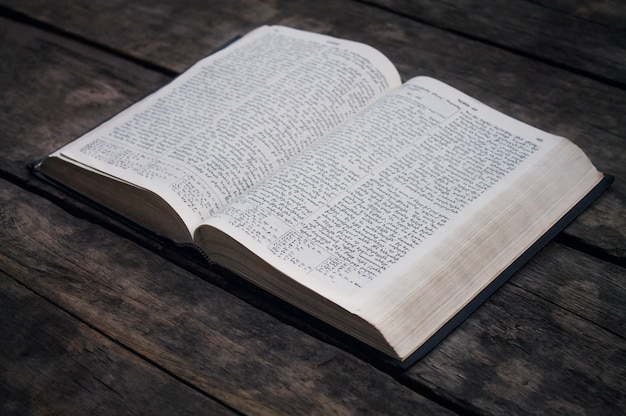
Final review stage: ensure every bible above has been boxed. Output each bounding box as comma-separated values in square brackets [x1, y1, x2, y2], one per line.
[34, 25, 611, 366]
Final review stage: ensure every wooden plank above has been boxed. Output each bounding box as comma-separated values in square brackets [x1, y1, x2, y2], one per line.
[405, 247, 626, 414]
[1, 1, 624, 259]
[4, 0, 624, 83]
[0, 272, 236, 416]
[365, 0, 626, 85]
[511, 243, 626, 338]
[0, 16, 169, 176]
[0, 179, 453, 415]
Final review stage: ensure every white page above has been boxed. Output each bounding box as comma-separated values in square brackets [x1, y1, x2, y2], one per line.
[52, 26, 401, 236]
[205, 76, 568, 307]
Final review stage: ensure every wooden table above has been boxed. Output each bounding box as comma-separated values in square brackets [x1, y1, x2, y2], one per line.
[1, 1, 625, 414]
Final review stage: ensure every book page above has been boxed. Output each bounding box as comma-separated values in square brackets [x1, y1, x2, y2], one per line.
[52, 26, 401, 236]
[204, 76, 591, 307]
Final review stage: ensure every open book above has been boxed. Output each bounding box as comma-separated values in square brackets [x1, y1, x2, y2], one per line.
[35, 25, 611, 366]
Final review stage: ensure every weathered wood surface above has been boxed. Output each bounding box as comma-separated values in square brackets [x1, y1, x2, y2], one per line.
[0, 271, 237, 416]
[1, 0, 624, 259]
[367, 0, 626, 86]
[409, 244, 626, 414]
[1, 0, 625, 414]
[4, 0, 625, 83]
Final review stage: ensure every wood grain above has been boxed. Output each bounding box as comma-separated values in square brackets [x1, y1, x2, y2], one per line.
[0, 16, 169, 176]
[0, 179, 452, 415]
[510, 243, 626, 337]
[1, 0, 624, 259]
[0, 272, 236, 416]
[366, 0, 626, 85]
[405, 245, 626, 415]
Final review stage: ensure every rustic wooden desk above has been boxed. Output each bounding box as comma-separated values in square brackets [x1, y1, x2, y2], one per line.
[1, 1, 624, 414]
